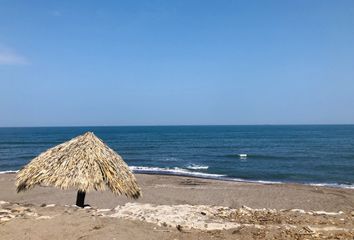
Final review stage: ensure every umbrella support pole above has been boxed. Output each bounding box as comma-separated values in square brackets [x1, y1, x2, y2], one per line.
[76, 190, 86, 208]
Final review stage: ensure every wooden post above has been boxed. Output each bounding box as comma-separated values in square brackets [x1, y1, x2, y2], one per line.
[76, 190, 86, 208]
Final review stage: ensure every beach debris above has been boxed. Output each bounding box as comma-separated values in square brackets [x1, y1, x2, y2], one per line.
[303, 226, 315, 234]
[103, 202, 354, 236]
[15, 132, 141, 208]
[25, 212, 39, 217]
[0, 216, 13, 222]
[312, 210, 343, 216]
[289, 209, 307, 214]
[176, 224, 183, 231]
[36, 215, 53, 220]
[11, 206, 31, 213]
[109, 203, 242, 230]
[97, 208, 111, 212]
[0, 200, 9, 205]
[91, 225, 103, 230]
[288, 208, 343, 216]
[0, 202, 53, 223]
[45, 204, 56, 208]
[0, 201, 353, 239]
[153, 227, 171, 232]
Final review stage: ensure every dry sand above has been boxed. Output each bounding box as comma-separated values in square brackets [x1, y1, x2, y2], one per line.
[1, 173, 354, 239]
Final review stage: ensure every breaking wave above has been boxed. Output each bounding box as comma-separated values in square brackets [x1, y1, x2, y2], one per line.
[129, 166, 224, 179]
[186, 164, 209, 170]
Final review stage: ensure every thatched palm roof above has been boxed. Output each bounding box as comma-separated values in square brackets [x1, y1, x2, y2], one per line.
[16, 132, 141, 199]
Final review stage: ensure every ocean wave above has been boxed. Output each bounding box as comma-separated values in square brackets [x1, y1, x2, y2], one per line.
[128, 166, 354, 189]
[128, 167, 354, 189]
[228, 177, 283, 185]
[309, 183, 354, 189]
[223, 154, 288, 160]
[223, 153, 249, 160]
[186, 164, 209, 170]
[0, 170, 19, 174]
[159, 157, 180, 162]
[129, 166, 224, 178]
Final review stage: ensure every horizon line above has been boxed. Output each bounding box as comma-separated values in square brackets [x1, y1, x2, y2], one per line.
[1, 123, 354, 128]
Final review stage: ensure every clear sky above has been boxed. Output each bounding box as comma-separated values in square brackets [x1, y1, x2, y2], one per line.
[0, 1, 354, 127]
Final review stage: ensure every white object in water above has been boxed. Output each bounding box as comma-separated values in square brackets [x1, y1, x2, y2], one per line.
[239, 154, 247, 159]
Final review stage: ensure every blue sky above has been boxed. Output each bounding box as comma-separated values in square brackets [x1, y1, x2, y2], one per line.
[0, 1, 354, 126]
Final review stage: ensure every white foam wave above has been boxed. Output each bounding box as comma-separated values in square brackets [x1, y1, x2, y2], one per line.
[129, 166, 224, 178]
[239, 154, 248, 160]
[1, 167, 354, 189]
[309, 183, 354, 189]
[0, 170, 19, 174]
[229, 177, 283, 185]
[186, 164, 209, 170]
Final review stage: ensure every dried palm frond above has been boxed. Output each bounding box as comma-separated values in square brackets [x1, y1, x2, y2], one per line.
[16, 132, 141, 199]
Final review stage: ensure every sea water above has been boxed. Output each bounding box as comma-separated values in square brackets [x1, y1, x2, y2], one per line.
[1, 125, 354, 188]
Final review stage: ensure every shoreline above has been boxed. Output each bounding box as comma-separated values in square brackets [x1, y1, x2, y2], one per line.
[2, 169, 354, 190]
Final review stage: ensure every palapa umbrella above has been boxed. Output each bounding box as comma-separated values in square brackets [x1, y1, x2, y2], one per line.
[16, 132, 141, 207]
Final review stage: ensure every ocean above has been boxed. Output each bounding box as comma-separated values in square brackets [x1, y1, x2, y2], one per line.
[1, 125, 354, 188]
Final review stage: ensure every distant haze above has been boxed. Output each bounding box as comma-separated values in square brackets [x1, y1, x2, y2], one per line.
[0, 1, 354, 127]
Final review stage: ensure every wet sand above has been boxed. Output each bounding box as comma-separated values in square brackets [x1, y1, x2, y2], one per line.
[1, 173, 354, 211]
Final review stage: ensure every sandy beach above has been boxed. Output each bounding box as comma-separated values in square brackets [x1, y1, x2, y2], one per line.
[1, 173, 354, 239]
[2, 0, 354, 238]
